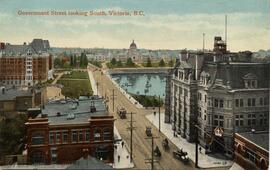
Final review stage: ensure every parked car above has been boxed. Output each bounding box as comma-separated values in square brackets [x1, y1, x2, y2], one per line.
[117, 107, 127, 119]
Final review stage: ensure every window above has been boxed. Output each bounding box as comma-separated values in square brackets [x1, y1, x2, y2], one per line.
[248, 98, 251, 106]
[235, 99, 239, 107]
[56, 132, 61, 144]
[264, 97, 269, 105]
[214, 99, 219, 107]
[235, 115, 244, 127]
[62, 131, 68, 143]
[260, 98, 263, 106]
[252, 98, 256, 106]
[204, 95, 207, 103]
[85, 130, 90, 141]
[50, 148, 57, 164]
[49, 132, 54, 144]
[79, 130, 83, 142]
[220, 100, 224, 108]
[247, 114, 256, 126]
[72, 131, 78, 143]
[32, 133, 45, 145]
[103, 128, 111, 141]
[94, 128, 101, 141]
[240, 99, 244, 107]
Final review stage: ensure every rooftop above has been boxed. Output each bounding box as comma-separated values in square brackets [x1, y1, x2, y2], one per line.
[0, 87, 33, 101]
[238, 131, 269, 151]
[40, 97, 108, 125]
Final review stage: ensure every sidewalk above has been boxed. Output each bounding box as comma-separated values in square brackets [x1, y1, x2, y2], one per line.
[113, 127, 134, 169]
[146, 113, 233, 169]
[87, 69, 98, 96]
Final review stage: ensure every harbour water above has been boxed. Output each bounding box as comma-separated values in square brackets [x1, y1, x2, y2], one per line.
[111, 73, 166, 99]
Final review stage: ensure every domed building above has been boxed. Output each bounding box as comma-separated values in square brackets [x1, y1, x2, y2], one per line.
[128, 40, 140, 61]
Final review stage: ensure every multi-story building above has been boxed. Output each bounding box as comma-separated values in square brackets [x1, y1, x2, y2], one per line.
[234, 131, 269, 170]
[0, 86, 46, 117]
[25, 97, 115, 164]
[0, 39, 53, 87]
[165, 36, 269, 156]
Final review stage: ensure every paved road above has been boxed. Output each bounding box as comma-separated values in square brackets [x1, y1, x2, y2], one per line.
[90, 66, 195, 170]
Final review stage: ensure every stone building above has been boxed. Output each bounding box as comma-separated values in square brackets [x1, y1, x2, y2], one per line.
[0, 39, 53, 87]
[164, 36, 269, 156]
[25, 97, 115, 164]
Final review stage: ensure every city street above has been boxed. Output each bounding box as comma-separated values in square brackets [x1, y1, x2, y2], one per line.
[91, 65, 195, 170]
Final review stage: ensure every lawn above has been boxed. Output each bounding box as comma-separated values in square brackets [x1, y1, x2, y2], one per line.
[61, 70, 89, 79]
[57, 70, 92, 99]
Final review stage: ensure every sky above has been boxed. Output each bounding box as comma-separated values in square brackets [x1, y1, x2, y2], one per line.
[0, 0, 269, 51]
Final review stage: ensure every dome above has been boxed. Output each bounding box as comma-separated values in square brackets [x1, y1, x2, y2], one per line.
[129, 40, 137, 49]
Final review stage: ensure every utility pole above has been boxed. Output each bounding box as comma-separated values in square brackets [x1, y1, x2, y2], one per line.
[158, 95, 161, 132]
[195, 124, 199, 168]
[110, 89, 117, 112]
[145, 136, 159, 170]
[127, 112, 136, 163]
[203, 33, 205, 52]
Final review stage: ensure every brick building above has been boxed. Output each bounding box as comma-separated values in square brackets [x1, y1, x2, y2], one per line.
[0, 86, 46, 117]
[0, 39, 53, 87]
[165, 36, 269, 156]
[25, 97, 115, 165]
[234, 131, 269, 170]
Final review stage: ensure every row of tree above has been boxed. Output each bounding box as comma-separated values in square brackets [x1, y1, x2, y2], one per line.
[110, 57, 136, 67]
[146, 57, 173, 67]
[54, 53, 88, 68]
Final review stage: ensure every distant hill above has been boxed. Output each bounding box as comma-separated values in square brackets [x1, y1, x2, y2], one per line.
[252, 49, 270, 62]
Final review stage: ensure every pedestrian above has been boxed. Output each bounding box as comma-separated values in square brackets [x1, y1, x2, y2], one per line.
[118, 155, 120, 162]
[199, 147, 202, 153]
[154, 111, 156, 116]
[121, 141, 124, 148]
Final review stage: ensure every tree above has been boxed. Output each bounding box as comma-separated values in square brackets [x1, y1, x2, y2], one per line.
[116, 60, 123, 67]
[146, 57, 152, 67]
[54, 58, 61, 68]
[126, 57, 135, 67]
[110, 58, 117, 65]
[70, 55, 74, 67]
[159, 59, 166, 67]
[168, 59, 174, 67]
[0, 114, 28, 155]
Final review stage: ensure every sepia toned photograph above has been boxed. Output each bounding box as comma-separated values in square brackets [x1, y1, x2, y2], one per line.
[0, 0, 269, 169]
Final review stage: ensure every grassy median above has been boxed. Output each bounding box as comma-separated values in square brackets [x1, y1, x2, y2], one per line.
[57, 71, 93, 98]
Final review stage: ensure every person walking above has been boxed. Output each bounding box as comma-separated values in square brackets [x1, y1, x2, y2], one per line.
[121, 141, 124, 148]
[118, 155, 120, 162]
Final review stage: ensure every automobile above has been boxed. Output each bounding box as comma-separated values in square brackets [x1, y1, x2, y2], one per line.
[145, 126, 152, 137]
[117, 107, 127, 119]
[173, 149, 189, 164]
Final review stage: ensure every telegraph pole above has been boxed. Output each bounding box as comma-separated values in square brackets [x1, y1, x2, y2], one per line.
[127, 112, 136, 163]
[158, 95, 161, 132]
[145, 136, 159, 170]
[110, 89, 116, 112]
[195, 124, 199, 168]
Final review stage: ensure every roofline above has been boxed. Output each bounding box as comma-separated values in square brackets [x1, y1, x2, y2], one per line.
[235, 132, 269, 153]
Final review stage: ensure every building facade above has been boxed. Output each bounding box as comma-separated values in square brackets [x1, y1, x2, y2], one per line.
[0, 39, 53, 87]
[25, 98, 115, 164]
[234, 132, 269, 170]
[165, 36, 270, 156]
